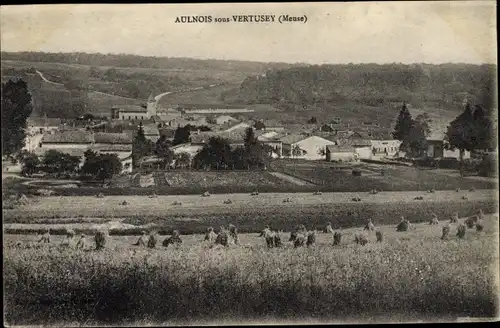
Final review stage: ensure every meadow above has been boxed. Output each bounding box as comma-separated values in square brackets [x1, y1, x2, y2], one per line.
[277, 161, 498, 192]
[4, 214, 499, 325]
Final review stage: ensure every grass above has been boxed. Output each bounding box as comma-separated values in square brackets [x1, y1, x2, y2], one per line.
[276, 161, 498, 192]
[4, 215, 499, 325]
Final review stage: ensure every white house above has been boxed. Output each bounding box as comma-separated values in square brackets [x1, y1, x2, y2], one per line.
[280, 135, 335, 160]
[214, 115, 238, 125]
[370, 139, 402, 158]
[325, 144, 358, 162]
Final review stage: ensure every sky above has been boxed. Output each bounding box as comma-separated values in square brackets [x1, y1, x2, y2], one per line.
[1, 2, 497, 64]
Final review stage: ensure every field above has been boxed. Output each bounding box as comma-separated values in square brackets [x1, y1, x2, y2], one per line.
[3, 189, 497, 233]
[4, 213, 499, 325]
[275, 160, 498, 192]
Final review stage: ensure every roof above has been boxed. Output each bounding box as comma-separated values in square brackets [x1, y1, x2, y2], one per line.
[42, 130, 93, 144]
[365, 131, 394, 140]
[159, 128, 176, 139]
[219, 121, 250, 132]
[338, 138, 372, 147]
[142, 124, 159, 136]
[112, 105, 147, 113]
[27, 117, 63, 127]
[326, 144, 356, 153]
[92, 144, 132, 152]
[279, 134, 307, 145]
[93, 133, 132, 144]
[190, 132, 219, 144]
[215, 115, 237, 121]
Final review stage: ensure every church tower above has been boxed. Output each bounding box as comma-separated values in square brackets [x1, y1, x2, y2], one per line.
[147, 93, 157, 118]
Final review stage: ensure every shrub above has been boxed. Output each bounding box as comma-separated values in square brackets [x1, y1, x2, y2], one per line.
[352, 169, 362, 176]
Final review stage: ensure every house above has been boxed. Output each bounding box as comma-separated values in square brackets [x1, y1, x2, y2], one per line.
[92, 133, 133, 163]
[214, 115, 238, 125]
[158, 128, 177, 141]
[221, 121, 252, 133]
[111, 94, 157, 120]
[427, 139, 471, 160]
[325, 144, 357, 162]
[37, 130, 134, 171]
[370, 139, 402, 158]
[280, 134, 335, 160]
[346, 139, 373, 159]
[36, 130, 94, 167]
[142, 124, 160, 143]
[171, 143, 204, 166]
[26, 117, 62, 135]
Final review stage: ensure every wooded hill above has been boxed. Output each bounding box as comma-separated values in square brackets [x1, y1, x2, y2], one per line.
[1, 51, 299, 73]
[225, 63, 496, 112]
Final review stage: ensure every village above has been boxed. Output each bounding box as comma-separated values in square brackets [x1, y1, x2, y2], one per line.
[16, 90, 471, 180]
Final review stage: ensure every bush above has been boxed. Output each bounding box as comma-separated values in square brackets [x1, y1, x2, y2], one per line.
[437, 157, 459, 169]
[352, 169, 362, 176]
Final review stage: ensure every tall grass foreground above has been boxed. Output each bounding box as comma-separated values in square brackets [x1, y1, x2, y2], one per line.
[4, 233, 498, 325]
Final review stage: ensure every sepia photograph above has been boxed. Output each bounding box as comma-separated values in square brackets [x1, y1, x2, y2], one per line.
[1, 2, 498, 326]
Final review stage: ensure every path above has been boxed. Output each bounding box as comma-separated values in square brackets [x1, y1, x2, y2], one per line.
[36, 69, 226, 105]
[268, 171, 315, 186]
[35, 70, 62, 86]
[153, 84, 223, 102]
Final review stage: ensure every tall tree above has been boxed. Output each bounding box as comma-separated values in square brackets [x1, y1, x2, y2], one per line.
[1, 79, 33, 156]
[132, 122, 154, 168]
[192, 137, 232, 170]
[445, 102, 476, 177]
[155, 135, 174, 169]
[172, 126, 191, 146]
[392, 102, 413, 141]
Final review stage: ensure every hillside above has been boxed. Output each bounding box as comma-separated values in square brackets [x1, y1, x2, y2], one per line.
[227, 63, 496, 112]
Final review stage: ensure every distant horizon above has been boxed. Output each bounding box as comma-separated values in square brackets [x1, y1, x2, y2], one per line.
[1, 50, 497, 67]
[1, 3, 496, 65]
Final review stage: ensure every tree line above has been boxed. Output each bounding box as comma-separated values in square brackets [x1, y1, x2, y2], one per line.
[392, 100, 496, 177]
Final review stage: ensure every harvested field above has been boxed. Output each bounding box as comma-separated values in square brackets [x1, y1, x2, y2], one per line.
[3, 190, 496, 234]
[4, 214, 499, 325]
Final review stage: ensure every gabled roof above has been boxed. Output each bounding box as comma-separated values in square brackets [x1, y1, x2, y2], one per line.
[326, 144, 356, 153]
[93, 133, 132, 144]
[279, 134, 307, 145]
[42, 130, 93, 144]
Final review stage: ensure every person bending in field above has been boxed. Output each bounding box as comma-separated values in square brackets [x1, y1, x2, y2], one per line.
[228, 224, 239, 245]
[324, 222, 334, 234]
[204, 227, 217, 243]
[133, 231, 148, 247]
[39, 229, 51, 243]
[163, 230, 182, 248]
[60, 230, 75, 248]
[75, 234, 87, 250]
